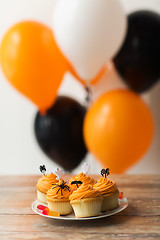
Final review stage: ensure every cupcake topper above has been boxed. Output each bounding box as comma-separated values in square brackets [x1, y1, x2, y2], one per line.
[101, 168, 110, 178]
[71, 180, 83, 188]
[52, 180, 70, 196]
[82, 163, 90, 175]
[55, 168, 63, 181]
[39, 165, 46, 176]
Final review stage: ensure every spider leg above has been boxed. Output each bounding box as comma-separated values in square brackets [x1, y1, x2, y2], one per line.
[52, 186, 58, 190]
[56, 188, 61, 194]
[65, 186, 70, 191]
[61, 188, 63, 196]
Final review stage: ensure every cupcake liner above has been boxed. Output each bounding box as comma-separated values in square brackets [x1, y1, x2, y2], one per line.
[37, 190, 47, 204]
[101, 190, 119, 211]
[70, 197, 103, 218]
[47, 200, 73, 215]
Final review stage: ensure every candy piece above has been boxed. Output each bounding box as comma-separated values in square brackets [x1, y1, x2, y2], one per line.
[119, 192, 124, 199]
[37, 205, 49, 215]
[37, 204, 59, 216]
[48, 211, 60, 217]
[37, 205, 49, 211]
[42, 209, 48, 215]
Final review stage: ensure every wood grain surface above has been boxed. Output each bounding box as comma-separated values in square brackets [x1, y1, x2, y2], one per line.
[0, 174, 160, 240]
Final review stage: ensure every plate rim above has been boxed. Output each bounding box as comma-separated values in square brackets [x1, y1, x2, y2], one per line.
[31, 198, 129, 221]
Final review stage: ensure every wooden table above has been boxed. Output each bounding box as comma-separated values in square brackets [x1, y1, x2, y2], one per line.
[0, 175, 160, 240]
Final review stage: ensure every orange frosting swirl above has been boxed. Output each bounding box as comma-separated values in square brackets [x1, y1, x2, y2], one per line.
[93, 177, 118, 195]
[47, 180, 72, 200]
[36, 173, 58, 193]
[69, 183, 101, 201]
[69, 176, 77, 184]
[69, 173, 96, 191]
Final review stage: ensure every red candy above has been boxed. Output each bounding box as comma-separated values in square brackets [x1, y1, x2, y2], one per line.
[42, 210, 48, 215]
[37, 205, 47, 210]
[37, 205, 49, 214]
[119, 192, 124, 199]
[37, 205, 59, 216]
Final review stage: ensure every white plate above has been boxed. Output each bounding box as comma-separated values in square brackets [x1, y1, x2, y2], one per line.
[32, 198, 128, 220]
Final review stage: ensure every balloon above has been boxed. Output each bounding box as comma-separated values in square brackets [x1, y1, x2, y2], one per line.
[53, 0, 127, 81]
[34, 96, 87, 171]
[0, 21, 68, 113]
[113, 10, 160, 93]
[83, 90, 154, 173]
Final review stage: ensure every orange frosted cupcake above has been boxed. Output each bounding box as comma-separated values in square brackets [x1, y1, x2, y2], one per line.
[69, 163, 96, 191]
[69, 183, 103, 218]
[94, 169, 119, 211]
[47, 180, 72, 215]
[36, 165, 58, 204]
[69, 172, 96, 191]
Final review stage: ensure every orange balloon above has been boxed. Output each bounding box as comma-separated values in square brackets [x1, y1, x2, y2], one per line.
[83, 90, 154, 173]
[69, 64, 106, 85]
[0, 21, 69, 113]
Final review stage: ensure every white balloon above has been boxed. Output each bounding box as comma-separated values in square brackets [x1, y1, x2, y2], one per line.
[53, 0, 127, 81]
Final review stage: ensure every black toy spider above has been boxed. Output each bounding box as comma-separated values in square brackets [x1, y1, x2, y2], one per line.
[71, 180, 83, 188]
[101, 168, 110, 178]
[39, 165, 46, 175]
[52, 180, 70, 196]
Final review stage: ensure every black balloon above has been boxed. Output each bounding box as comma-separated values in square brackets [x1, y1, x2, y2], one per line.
[113, 10, 160, 93]
[34, 96, 87, 171]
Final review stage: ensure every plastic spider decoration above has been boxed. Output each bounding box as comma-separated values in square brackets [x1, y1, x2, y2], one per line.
[101, 168, 110, 178]
[71, 180, 83, 188]
[52, 180, 70, 196]
[39, 165, 46, 176]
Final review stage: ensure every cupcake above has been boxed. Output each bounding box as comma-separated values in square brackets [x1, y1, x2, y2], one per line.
[47, 180, 73, 215]
[69, 183, 103, 218]
[69, 163, 96, 191]
[69, 172, 96, 191]
[36, 165, 58, 204]
[94, 169, 119, 211]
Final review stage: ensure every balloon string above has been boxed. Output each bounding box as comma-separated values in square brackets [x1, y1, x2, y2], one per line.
[84, 84, 92, 108]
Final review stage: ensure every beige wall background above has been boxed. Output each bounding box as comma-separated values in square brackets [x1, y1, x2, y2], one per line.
[0, 0, 160, 175]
